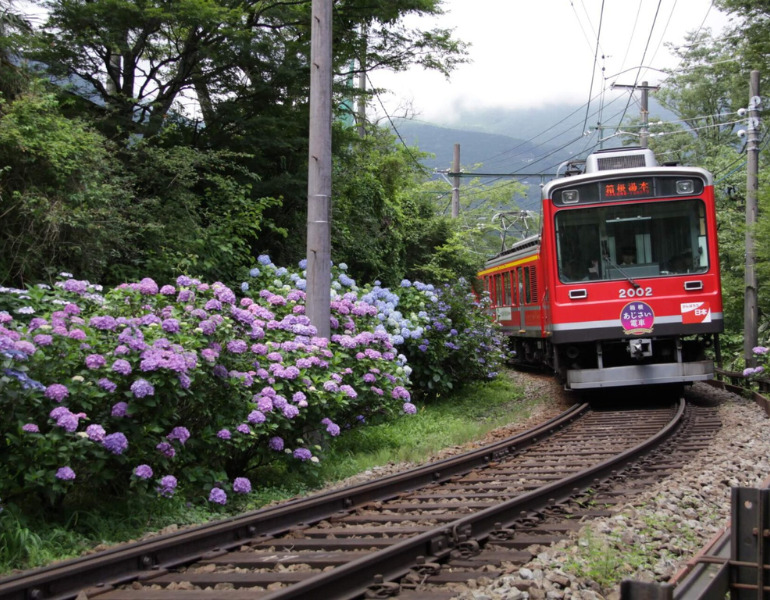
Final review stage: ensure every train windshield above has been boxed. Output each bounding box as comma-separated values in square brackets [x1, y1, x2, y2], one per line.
[555, 199, 709, 283]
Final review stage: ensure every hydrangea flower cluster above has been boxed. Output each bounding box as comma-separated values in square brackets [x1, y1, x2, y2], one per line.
[0, 261, 425, 511]
[744, 346, 770, 377]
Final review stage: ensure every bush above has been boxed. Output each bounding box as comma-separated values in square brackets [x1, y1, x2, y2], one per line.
[0, 265, 410, 514]
[359, 278, 510, 398]
[0, 258, 507, 519]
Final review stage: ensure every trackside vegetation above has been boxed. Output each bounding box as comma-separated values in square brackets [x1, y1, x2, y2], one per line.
[0, 257, 511, 572]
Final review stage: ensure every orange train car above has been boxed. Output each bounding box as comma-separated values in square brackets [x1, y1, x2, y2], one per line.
[478, 147, 723, 390]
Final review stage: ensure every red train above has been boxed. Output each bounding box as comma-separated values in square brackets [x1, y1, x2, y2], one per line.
[478, 147, 723, 390]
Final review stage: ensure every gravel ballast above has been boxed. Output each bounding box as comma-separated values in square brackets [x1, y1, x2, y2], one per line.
[448, 381, 770, 600]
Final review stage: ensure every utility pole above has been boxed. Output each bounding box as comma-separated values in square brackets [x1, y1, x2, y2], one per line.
[306, 0, 332, 340]
[451, 143, 460, 218]
[612, 81, 660, 147]
[744, 70, 761, 366]
[356, 25, 367, 138]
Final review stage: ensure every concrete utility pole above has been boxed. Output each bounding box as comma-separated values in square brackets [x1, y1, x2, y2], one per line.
[744, 70, 761, 366]
[306, 0, 332, 340]
[612, 81, 660, 147]
[451, 143, 460, 218]
[357, 25, 367, 138]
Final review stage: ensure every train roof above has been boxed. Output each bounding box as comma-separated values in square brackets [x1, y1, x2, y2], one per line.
[484, 233, 541, 267]
[543, 147, 713, 199]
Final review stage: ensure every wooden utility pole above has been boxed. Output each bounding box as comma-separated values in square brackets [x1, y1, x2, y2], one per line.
[306, 0, 332, 340]
[744, 70, 761, 366]
[612, 81, 660, 147]
[451, 143, 460, 218]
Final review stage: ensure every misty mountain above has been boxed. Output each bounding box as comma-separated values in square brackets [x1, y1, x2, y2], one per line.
[389, 99, 676, 211]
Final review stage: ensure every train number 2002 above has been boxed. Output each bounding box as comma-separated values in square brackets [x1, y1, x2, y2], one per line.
[619, 287, 653, 298]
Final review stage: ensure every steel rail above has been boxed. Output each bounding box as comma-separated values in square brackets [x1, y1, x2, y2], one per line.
[0, 404, 588, 600]
[242, 399, 687, 600]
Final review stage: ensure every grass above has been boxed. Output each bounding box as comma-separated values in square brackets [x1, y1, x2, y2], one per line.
[0, 368, 548, 575]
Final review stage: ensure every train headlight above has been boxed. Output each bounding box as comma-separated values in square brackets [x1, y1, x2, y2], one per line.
[562, 189, 579, 204]
[676, 180, 695, 195]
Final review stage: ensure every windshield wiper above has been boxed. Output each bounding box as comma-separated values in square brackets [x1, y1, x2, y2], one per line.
[603, 255, 640, 289]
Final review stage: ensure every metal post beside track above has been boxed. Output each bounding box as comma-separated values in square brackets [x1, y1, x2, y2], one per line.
[621, 486, 770, 600]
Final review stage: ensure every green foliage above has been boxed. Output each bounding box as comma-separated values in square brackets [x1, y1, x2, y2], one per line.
[0, 82, 137, 285]
[118, 138, 280, 285]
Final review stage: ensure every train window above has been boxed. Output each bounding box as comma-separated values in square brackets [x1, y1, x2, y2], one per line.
[529, 266, 538, 302]
[554, 199, 709, 282]
[523, 267, 532, 303]
[503, 272, 512, 305]
[494, 274, 503, 306]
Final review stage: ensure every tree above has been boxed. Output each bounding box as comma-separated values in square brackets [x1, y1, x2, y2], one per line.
[0, 81, 138, 284]
[0, 0, 33, 99]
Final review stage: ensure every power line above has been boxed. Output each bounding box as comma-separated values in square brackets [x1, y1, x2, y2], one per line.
[614, 0, 663, 134]
[581, 0, 605, 135]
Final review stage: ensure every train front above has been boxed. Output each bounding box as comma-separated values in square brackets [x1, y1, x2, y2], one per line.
[543, 148, 723, 389]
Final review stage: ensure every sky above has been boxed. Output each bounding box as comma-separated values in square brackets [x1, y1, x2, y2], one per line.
[369, 0, 734, 124]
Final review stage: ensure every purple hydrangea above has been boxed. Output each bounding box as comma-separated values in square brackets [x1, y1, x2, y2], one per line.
[325, 421, 341, 436]
[236, 423, 251, 434]
[403, 402, 417, 414]
[233, 477, 252, 494]
[130, 378, 155, 398]
[208, 487, 227, 505]
[227, 339, 247, 354]
[282, 404, 299, 419]
[256, 396, 273, 412]
[22, 423, 39, 433]
[201, 348, 218, 363]
[268, 436, 284, 451]
[56, 466, 76, 481]
[157, 475, 177, 497]
[162, 318, 180, 334]
[134, 464, 153, 479]
[111, 359, 132, 376]
[13, 340, 35, 356]
[156, 441, 176, 457]
[138, 277, 158, 295]
[86, 424, 106, 442]
[68, 329, 87, 341]
[111, 401, 128, 417]
[247, 410, 266, 424]
[391, 386, 411, 400]
[216, 429, 231, 440]
[293, 447, 313, 461]
[167, 426, 190, 445]
[45, 383, 69, 402]
[85, 354, 106, 369]
[33, 334, 53, 346]
[103, 432, 129, 455]
[55, 411, 80, 433]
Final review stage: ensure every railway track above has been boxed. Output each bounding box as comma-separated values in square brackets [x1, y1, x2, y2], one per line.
[0, 397, 721, 600]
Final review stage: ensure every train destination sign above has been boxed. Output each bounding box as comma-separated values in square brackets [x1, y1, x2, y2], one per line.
[601, 178, 652, 200]
[552, 176, 705, 207]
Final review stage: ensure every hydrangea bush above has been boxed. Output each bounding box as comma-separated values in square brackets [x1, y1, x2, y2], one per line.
[360, 278, 510, 398]
[1, 258, 507, 515]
